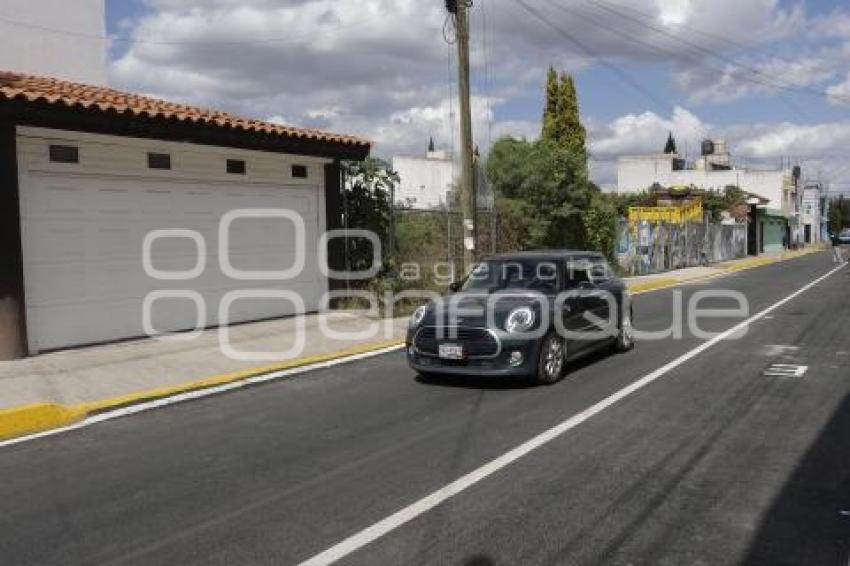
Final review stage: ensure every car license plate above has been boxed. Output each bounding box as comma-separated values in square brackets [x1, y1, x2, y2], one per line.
[438, 343, 464, 360]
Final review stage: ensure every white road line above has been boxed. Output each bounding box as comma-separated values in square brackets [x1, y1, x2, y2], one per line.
[0, 345, 404, 449]
[298, 262, 848, 566]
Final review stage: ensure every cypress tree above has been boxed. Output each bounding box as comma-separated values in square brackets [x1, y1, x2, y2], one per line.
[557, 73, 587, 166]
[663, 131, 677, 154]
[542, 66, 560, 141]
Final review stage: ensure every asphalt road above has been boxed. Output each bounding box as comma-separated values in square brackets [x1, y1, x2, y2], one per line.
[1, 251, 849, 566]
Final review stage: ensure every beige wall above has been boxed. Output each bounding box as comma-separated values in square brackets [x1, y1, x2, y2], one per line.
[0, 0, 107, 85]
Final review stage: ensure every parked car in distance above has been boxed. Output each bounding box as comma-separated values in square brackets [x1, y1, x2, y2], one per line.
[838, 228, 850, 245]
[406, 250, 634, 385]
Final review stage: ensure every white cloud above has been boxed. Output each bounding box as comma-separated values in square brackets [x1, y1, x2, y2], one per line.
[673, 54, 837, 105]
[590, 106, 707, 157]
[735, 121, 850, 159]
[587, 107, 850, 187]
[106, 0, 814, 158]
[811, 9, 850, 39]
[827, 72, 850, 107]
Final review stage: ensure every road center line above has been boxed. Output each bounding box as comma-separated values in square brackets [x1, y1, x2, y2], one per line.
[298, 262, 848, 566]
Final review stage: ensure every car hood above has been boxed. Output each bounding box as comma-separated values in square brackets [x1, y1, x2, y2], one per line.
[421, 291, 548, 328]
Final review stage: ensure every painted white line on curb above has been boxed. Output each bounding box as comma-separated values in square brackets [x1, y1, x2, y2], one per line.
[0, 345, 404, 449]
[298, 262, 848, 566]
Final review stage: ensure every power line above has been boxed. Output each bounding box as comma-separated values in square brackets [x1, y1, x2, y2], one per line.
[512, 0, 673, 114]
[0, 13, 372, 47]
[581, 0, 765, 53]
[542, 0, 822, 121]
[583, 0, 850, 105]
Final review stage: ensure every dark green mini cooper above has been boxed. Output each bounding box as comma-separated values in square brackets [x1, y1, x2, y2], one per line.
[406, 251, 634, 385]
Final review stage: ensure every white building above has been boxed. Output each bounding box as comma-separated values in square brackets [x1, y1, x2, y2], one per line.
[0, 0, 107, 85]
[393, 140, 456, 209]
[617, 138, 793, 214]
[800, 184, 823, 244]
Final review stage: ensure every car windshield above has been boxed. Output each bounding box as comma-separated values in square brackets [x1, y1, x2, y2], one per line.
[461, 259, 559, 293]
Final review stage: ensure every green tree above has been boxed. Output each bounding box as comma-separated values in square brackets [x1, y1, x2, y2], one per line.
[701, 185, 745, 221]
[342, 157, 399, 274]
[663, 132, 677, 154]
[541, 68, 588, 167]
[557, 73, 587, 165]
[583, 193, 618, 263]
[541, 66, 560, 141]
[486, 136, 596, 250]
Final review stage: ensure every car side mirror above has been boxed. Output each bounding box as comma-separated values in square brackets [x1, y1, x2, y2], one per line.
[448, 281, 463, 293]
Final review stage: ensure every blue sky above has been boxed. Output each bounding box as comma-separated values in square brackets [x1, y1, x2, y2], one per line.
[103, 1, 850, 189]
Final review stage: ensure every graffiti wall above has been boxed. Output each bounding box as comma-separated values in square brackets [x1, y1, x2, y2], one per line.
[616, 220, 747, 275]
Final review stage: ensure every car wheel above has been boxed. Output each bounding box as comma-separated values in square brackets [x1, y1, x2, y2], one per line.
[535, 332, 567, 385]
[615, 306, 635, 353]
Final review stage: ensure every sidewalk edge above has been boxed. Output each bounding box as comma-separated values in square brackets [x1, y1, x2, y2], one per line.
[627, 246, 824, 295]
[0, 339, 404, 442]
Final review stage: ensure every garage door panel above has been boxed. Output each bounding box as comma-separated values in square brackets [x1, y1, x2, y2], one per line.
[20, 181, 87, 219]
[24, 262, 89, 305]
[30, 300, 148, 350]
[20, 160, 325, 352]
[21, 221, 88, 261]
[91, 225, 137, 258]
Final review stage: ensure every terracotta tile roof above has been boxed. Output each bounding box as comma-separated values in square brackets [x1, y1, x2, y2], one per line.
[0, 70, 370, 148]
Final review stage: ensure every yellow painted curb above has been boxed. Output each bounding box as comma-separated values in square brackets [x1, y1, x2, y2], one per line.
[626, 246, 827, 294]
[627, 277, 679, 294]
[0, 403, 86, 441]
[1, 339, 404, 442]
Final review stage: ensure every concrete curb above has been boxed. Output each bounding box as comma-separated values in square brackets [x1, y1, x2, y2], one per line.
[0, 339, 404, 442]
[0, 403, 86, 442]
[626, 246, 826, 295]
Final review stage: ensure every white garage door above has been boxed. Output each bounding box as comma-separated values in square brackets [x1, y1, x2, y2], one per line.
[16, 127, 327, 353]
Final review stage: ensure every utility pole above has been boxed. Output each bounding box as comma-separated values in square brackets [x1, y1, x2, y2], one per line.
[448, 0, 476, 273]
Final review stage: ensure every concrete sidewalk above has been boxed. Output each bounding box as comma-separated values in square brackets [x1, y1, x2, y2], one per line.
[0, 245, 826, 441]
[625, 246, 824, 293]
[0, 313, 408, 410]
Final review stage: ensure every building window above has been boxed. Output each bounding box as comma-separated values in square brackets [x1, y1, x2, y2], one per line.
[227, 159, 247, 175]
[49, 144, 79, 164]
[147, 152, 172, 170]
[291, 164, 308, 178]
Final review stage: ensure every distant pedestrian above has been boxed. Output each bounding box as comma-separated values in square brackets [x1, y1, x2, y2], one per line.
[831, 232, 845, 263]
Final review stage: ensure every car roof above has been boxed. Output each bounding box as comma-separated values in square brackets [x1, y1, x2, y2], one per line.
[483, 250, 606, 262]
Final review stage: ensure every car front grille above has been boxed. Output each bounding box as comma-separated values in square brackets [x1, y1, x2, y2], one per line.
[413, 326, 500, 358]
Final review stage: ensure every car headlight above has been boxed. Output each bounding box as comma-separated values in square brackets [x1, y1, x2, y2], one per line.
[409, 305, 429, 329]
[505, 306, 535, 333]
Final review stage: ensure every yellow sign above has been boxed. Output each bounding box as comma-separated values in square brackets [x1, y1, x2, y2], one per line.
[628, 200, 703, 224]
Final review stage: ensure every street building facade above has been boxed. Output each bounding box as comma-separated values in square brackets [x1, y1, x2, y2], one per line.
[615, 136, 822, 254]
[392, 140, 456, 209]
[0, 71, 369, 360]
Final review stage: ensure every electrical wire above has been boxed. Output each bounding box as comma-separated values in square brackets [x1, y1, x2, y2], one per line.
[543, 0, 822, 121]
[512, 0, 674, 114]
[583, 0, 850, 105]
[0, 13, 372, 47]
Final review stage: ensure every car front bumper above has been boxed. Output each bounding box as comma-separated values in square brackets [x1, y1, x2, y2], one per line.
[405, 333, 541, 377]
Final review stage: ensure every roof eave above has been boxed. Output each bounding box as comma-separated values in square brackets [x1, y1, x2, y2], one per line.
[0, 98, 370, 160]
